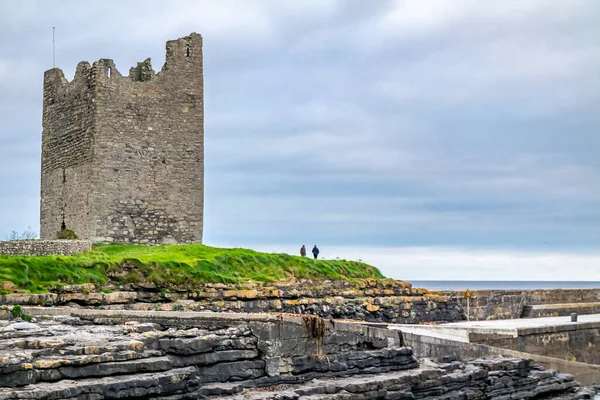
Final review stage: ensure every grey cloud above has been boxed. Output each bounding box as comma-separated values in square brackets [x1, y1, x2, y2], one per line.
[0, 1, 599, 267]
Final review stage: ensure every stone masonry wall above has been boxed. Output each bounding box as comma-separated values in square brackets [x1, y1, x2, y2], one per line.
[40, 63, 96, 240]
[0, 240, 91, 256]
[91, 34, 203, 244]
[447, 289, 600, 321]
[40, 33, 204, 245]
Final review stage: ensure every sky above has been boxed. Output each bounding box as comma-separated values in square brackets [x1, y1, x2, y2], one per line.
[0, 1, 599, 281]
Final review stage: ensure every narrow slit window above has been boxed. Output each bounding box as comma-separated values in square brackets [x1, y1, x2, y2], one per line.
[186, 45, 191, 57]
[107, 67, 111, 78]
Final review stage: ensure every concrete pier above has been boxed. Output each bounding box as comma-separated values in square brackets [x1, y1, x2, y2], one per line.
[390, 313, 600, 385]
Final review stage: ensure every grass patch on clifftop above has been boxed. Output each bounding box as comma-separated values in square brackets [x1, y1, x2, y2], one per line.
[0, 244, 384, 292]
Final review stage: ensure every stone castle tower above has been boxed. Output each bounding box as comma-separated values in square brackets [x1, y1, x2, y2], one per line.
[40, 33, 204, 244]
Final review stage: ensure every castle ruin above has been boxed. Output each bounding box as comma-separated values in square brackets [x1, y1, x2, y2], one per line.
[40, 33, 204, 244]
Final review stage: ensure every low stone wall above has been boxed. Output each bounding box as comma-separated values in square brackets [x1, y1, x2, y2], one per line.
[0, 310, 591, 399]
[0, 280, 466, 324]
[524, 302, 600, 318]
[0, 240, 92, 256]
[446, 288, 600, 321]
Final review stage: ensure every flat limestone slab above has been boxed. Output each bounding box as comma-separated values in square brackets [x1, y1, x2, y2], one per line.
[22, 308, 301, 322]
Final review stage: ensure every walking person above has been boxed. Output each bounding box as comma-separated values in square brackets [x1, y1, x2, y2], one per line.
[300, 245, 306, 257]
[312, 245, 319, 260]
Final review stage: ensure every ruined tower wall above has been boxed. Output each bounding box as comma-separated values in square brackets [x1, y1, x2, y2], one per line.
[40, 63, 96, 240]
[40, 33, 204, 244]
[90, 35, 204, 244]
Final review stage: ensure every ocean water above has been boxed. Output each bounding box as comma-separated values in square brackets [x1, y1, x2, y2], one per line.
[408, 280, 600, 291]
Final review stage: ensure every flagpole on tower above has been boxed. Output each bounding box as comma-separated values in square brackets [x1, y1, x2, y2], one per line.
[52, 27, 55, 68]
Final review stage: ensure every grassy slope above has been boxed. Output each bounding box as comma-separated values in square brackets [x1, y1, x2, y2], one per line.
[0, 244, 384, 293]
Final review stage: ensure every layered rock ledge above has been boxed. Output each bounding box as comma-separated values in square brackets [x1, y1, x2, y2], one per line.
[0, 310, 594, 399]
[0, 280, 465, 324]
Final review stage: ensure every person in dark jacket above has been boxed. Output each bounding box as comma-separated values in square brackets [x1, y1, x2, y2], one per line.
[300, 245, 306, 257]
[312, 245, 319, 259]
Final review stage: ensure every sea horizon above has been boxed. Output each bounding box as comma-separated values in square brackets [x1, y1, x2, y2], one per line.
[408, 280, 600, 291]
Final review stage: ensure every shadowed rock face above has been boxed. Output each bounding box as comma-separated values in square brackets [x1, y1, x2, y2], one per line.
[0, 311, 594, 399]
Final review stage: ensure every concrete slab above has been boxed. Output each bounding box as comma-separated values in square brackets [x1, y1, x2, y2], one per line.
[389, 325, 473, 342]
[444, 313, 600, 330]
[389, 313, 600, 340]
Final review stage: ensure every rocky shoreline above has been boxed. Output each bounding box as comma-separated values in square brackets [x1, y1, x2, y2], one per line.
[0, 309, 595, 399]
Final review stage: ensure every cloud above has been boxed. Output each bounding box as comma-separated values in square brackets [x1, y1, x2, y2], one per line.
[0, 1, 599, 280]
[219, 243, 600, 281]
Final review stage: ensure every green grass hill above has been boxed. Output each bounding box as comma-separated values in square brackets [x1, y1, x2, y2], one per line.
[0, 244, 384, 293]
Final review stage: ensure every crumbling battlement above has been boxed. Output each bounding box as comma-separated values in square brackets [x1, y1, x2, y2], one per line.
[40, 33, 204, 245]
